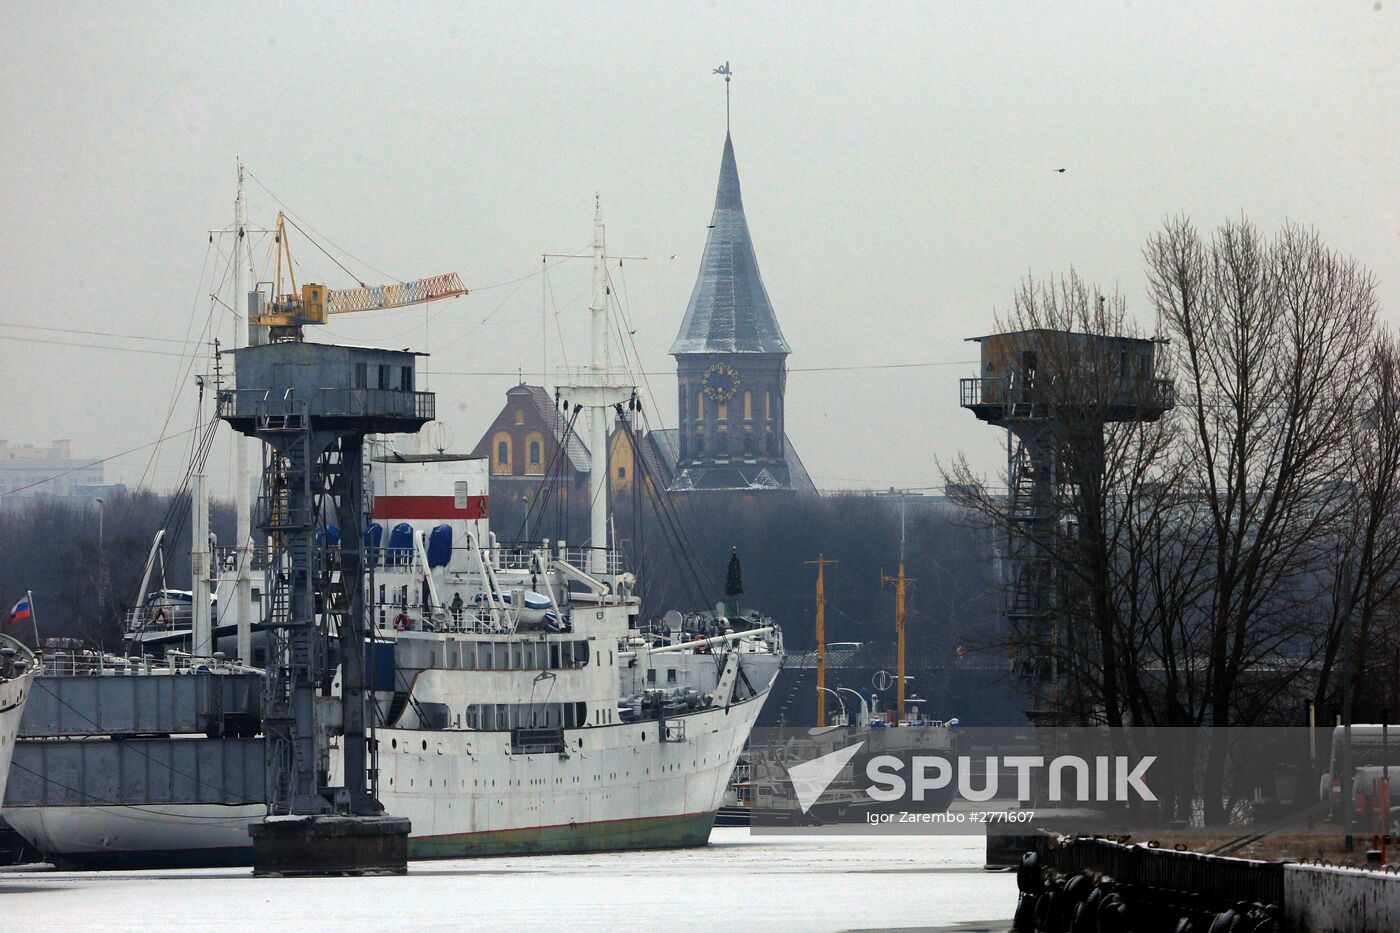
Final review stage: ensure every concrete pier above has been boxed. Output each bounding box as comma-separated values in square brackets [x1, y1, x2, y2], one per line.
[249, 815, 411, 877]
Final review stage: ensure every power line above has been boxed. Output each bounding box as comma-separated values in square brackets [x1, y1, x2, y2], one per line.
[0, 322, 200, 345]
[427, 358, 980, 378]
[0, 333, 212, 359]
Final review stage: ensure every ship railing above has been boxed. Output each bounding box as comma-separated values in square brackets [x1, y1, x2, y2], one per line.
[125, 603, 194, 634]
[40, 649, 243, 677]
[473, 544, 625, 576]
[556, 546, 624, 575]
[213, 545, 270, 573]
[373, 602, 513, 636]
[478, 546, 538, 572]
[364, 547, 419, 570]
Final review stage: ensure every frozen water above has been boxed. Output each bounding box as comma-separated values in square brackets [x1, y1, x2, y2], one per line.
[0, 829, 1014, 932]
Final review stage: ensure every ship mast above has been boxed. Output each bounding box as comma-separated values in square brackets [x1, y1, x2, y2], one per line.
[587, 198, 611, 576]
[560, 198, 634, 577]
[233, 160, 254, 664]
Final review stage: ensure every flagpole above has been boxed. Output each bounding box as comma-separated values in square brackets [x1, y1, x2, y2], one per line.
[27, 589, 41, 652]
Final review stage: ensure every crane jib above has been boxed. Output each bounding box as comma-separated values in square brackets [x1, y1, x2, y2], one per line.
[328, 273, 468, 315]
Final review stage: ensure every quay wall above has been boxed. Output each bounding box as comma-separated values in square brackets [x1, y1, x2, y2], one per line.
[1012, 835, 1400, 932]
[1283, 864, 1400, 933]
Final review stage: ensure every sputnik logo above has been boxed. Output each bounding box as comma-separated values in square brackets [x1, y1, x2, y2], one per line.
[786, 741, 865, 814]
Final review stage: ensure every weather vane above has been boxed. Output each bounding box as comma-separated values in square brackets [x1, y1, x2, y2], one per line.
[713, 61, 733, 133]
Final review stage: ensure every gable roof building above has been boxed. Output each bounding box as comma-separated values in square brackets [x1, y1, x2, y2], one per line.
[470, 384, 590, 479]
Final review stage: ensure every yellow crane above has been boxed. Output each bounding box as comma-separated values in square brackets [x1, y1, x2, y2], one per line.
[251, 213, 467, 339]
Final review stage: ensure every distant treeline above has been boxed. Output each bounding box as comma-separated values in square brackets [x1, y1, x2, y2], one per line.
[0, 484, 1003, 676]
[0, 490, 234, 647]
[490, 488, 1002, 668]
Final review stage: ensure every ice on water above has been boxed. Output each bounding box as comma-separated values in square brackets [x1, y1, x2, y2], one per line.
[1, 830, 1014, 933]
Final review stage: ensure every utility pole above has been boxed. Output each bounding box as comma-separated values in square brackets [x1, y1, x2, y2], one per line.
[806, 555, 836, 726]
[877, 489, 918, 723]
[1342, 559, 1355, 852]
[881, 564, 915, 722]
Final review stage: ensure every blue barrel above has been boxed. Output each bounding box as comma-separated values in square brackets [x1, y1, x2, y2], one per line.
[386, 522, 414, 558]
[314, 525, 340, 548]
[427, 524, 452, 568]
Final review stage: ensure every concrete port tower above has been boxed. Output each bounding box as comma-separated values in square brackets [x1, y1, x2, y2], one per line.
[217, 222, 464, 873]
[959, 329, 1172, 724]
[220, 340, 433, 872]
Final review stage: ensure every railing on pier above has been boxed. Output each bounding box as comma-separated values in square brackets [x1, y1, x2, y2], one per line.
[959, 375, 1175, 417]
[1031, 835, 1285, 912]
[217, 387, 434, 422]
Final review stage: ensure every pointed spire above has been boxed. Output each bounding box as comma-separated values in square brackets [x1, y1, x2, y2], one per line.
[670, 133, 791, 356]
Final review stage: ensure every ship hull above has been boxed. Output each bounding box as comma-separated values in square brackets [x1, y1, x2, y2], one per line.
[0, 666, 34, 807]
[4, 803, 263, 869]
[6, 690, 767, 867]
[410, 809, 714, 859]
[5, 805, 717, 868]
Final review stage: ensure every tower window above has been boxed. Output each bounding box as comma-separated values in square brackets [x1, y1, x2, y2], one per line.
[492, 432, 513, 475]
[515, 409, 525, 425]
[524, 432, 545, 475]
[717, 401, 727, 423]
[697, 393, 705, 421]
[765, 389, 773, 421]
[743, 390, 753, 420]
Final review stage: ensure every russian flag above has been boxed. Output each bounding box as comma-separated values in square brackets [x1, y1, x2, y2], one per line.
[7, 596, 31, 626]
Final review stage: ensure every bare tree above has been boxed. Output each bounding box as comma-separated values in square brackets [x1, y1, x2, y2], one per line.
[1310, 330, 1400, 720]
[1145, 216, 1379, 822]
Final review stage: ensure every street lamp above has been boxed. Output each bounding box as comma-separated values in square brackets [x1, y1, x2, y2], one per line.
[816, 687, 847, 725]
[836, 687, 868, 724]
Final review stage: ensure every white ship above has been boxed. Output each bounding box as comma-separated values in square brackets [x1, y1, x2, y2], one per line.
[6, 201, 784, 866]
[0, 634, 39, 811]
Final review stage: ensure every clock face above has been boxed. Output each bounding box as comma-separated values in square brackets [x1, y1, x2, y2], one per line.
[702, 363, 740, 401]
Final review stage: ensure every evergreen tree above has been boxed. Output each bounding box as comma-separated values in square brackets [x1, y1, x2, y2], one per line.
[724, 546, 743, 614]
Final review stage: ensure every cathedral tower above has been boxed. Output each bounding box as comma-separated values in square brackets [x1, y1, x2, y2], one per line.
[669, 132, 801, 492]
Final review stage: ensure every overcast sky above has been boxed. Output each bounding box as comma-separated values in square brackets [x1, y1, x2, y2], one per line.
[2, 2, 1398, 499]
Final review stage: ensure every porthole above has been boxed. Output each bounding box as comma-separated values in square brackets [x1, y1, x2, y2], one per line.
[391, 738, 397, 749]
[422, 739, 428, 751]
